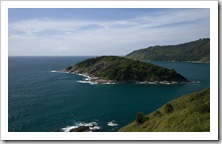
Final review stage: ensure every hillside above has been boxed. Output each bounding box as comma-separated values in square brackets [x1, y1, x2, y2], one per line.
[62, 56, 188, 84]
[118, 88, 210, 132]
[126, 38, 210, 62]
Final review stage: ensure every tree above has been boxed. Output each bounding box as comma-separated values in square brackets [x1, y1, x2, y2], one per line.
[136, 112, 144, 124]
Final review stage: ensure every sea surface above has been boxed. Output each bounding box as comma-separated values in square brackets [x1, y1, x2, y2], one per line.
[8, 56, 210, 132]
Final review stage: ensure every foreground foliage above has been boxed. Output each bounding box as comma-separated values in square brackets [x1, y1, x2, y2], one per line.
[118, 88, 210, 132]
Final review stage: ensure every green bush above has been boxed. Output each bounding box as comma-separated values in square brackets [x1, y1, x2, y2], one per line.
[199, 103, 210, 113]
[153, 110, 162, 117]
[136, 112, 150, 126]
[136, 112, 145, 124]
[143, 116, 149, 122]
[164, 104, 174, 113]
[66, 66, 72, 70]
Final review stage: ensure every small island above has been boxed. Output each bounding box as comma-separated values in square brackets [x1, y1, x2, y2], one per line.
[60, 56, 189, 84]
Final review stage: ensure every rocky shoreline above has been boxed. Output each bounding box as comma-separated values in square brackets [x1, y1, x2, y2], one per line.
[57, 69, 193, 85]
[61, 122, 100, 132]
[69, 125, 93, 132]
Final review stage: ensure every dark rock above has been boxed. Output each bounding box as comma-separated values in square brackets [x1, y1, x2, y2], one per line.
[69, 126, 90, 132]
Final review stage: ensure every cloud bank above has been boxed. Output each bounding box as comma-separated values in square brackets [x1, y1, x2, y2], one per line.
[8, 8, 210, 56]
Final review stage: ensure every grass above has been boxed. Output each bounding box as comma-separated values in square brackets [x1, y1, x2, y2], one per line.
[118, 88, 210, 132]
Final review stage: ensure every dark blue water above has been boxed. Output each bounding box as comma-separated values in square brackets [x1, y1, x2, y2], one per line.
[8, 56, 210, 132]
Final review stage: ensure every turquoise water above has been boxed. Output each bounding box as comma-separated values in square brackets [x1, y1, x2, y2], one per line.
[8, 56, 210, 132]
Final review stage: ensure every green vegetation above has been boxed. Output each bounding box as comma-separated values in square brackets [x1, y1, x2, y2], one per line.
[135, 112, 149, 127]
[118, 88, 210, 132]
[66, 56, 188, 83]
[126, 38, 210, 62]
[164, 103, 174, 113]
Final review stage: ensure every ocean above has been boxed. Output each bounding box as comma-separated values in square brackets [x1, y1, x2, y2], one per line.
[8, 56, 210, 132]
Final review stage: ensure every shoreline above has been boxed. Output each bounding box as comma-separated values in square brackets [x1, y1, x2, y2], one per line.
[57, 69, 196, 85]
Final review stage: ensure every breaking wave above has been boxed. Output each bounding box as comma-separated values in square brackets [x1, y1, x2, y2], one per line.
[61, 122, 100, 132]
[77, 73, 116, 85]
[50, 70, 68, 73]
[189, 81, 201, 84]
[107, 120, 118, 127]
[77, 80, 98, 85]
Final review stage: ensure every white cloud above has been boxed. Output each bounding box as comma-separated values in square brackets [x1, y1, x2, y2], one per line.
[57, 46, 70, 51]
[8, 9, 209, 56]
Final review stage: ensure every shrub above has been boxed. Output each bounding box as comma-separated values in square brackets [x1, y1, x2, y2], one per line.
[153, 110, 162, 117]
[199, 103, 210, 113]
[143, 116, 149, 122]
[66, 66, 72, 70]
[164, 104, 174, 113]
[136, 112, 145, 124]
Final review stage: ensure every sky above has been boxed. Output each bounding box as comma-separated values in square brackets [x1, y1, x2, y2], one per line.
[8, 8, 210, 56]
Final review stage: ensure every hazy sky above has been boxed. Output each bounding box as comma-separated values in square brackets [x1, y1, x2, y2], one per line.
[8, 8, 210, 56]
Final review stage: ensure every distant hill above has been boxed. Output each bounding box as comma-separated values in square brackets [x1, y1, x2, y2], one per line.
[62, 56, 188, 84]
[126, 38, 210, 62]
[118, 88, 210, 132]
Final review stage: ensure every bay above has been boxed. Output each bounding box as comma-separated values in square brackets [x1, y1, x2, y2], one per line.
[8, 56, 210, 132]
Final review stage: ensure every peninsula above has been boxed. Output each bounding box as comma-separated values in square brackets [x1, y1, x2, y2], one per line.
[126, 38, 210, 62]
[61, 56, 188, 84]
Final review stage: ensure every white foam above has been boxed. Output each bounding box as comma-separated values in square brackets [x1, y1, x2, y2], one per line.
[77, 80, 98, 85]
[61, 126, 78, 132]
[90, 126, 100, 130]
[78, 74, 90, 78]
[148, 81, 158, 84]
[84, 77, 91, 81]
[77, 74, 98, 84]
[107, 120, 118, 127]
[190, 81, 201, 84]
[61, 122, 100, 132]
[79, 122, 97, 127]
[77, 81, 117, 85]
[77, 80, 89, 83]
[50, 70, 69, 73]
[137, 81, 158, 84]
[78, 74, 85, 76]
[77, 80, 116, 85]
[104, 82, 116, 85]
[77, 73, 120, 85]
